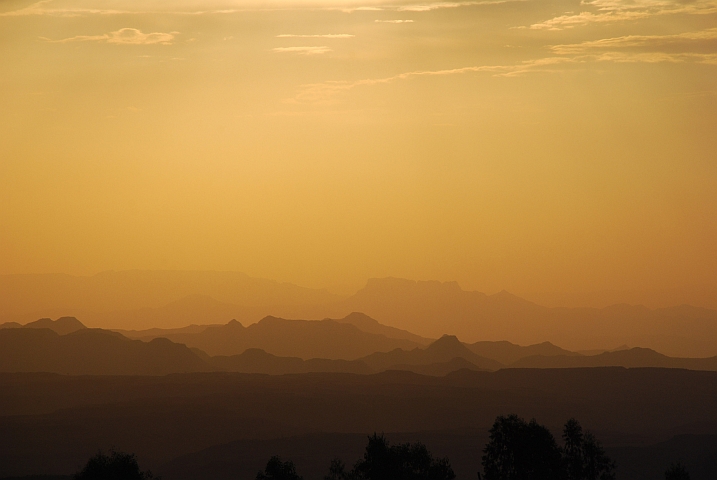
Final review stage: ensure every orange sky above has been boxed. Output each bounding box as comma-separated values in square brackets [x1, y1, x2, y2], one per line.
[1, 0, 716, 302]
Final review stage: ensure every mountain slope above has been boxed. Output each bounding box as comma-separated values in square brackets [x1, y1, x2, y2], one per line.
[0, 317, 86, 335]
[510, 347, 717, 370]
[209, 349, 372, 375]
[325, 278, 717, 357]
[150, 316, 424, 360]
[334, 312, 432, 345]
[23, 317, 86, 335]
[0, 271, 340, 329]
[0, 328, 212, 375]
[360, 335, 504, 371]
[466, 340, 579, 365]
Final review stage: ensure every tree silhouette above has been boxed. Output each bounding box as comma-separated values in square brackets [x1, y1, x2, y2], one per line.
[74, 450, 155, 480]
[665, 462, 690, 480]
[480, 416, 616, 480]
[256, 456, 303, 480]
[481, 415, 564, 480]
[325, 458, 352, 480]
[326, 433, 455, 480]
[563, 418, 615, 480]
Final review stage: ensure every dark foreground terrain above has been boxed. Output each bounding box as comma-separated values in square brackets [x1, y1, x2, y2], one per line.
[1, 368, 716, 480]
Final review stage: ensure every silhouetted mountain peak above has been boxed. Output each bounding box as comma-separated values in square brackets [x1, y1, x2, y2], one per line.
[426, 335, 475, 357]
[429, 334, 462, 348]
[606, 346, 665, 359]
[225, 319, 245, 328]
[342, 312, 379, 326]
[23, 316, 86, 335]
[335, 312, 432, 345]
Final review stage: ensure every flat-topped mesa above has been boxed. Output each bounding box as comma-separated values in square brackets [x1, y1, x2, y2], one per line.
[359, 277, 465, 298]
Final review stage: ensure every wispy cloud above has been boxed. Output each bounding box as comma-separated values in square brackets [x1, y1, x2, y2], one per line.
[375, 19, 415, 23]
[0, 0, 124, 17]
[276, 34, 354, 38]
[551, 28, 717, 54]
[590, 51, 717, 63]
[1, 0, 510, 17]
[41, 28, 176, 45]
[0, 0, 246, 17]
[273, 46, 332, 55]
[342, 0, 511, 13]
[290, 29, 717, 103]
[527, 0, 717, 30]
[397, 1, 485, 11]
[292, 58, 575, 102]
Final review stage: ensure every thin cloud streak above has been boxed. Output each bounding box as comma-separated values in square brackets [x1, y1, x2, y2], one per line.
[375, 19, 415, 22]
[528, 0, 717, 30]
[591, 51, 717, 63]
[551, 28, 717, 54]
[273, 46, 332, 55]
[276, 34, 354, 38]
[293, 58, 575, 102]
[40, 28, 176, 45]
[1, 0, 514, 16]
[0, 0, 125, 17]
[341, 0, 514, 13]
[292, 43, 717, 103]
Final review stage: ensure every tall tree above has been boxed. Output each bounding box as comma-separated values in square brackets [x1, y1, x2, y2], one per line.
[325, 459, 352, 480]
[665, 462, 690, 480]
[256, 456, 303, 480]
[481, 414, 564, 480]
[74, 450, 154, 480]
[334, 433, 455, 480]
[563, 418, 615, 480]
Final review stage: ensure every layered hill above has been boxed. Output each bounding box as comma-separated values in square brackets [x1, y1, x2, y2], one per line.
[209, 349, 372, 375]
[4, 272, 717, 357]
[0, 326, 211, 375]
[511, 347, 717, 371]
[466, 340, 579, 365]
[322, 278, 717, 357]
[359, 335, 503, 371]
[130, 314, 426, 360]
[0, 316, 86, 335]
[0, 271, 339, 329]
[5, 312, 717, 377]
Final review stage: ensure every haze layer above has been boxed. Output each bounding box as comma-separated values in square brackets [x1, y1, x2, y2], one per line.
[1, 0, 716, 301]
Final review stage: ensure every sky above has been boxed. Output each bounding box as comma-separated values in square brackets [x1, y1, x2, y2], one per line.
[1, 0, 716, 303]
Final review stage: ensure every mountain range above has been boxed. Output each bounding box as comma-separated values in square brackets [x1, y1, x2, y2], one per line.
[0, 327, 210, 375]
[120, 313, 426, 359]
[3, 272, 716, 357]
[3, 316, 717, 376]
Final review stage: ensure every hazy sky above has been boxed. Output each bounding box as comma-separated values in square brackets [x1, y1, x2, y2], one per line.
[1, 0, 716, 298]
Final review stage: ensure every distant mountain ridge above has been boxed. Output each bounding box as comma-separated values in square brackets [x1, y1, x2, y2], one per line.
[325, 278, 717, 357]
[3, 315, 717, 376]
[511, 347, 717, 371]
[129, 314, 428, 360]
[0, 316, 86, 335]
[0, 271, 340, 328]
[3, 272, 716, 357]
[466, 340, 579, 365]
[360, 335, 503, 372]
[0, 327, 211, 375]
[210, 349, 372, 375]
